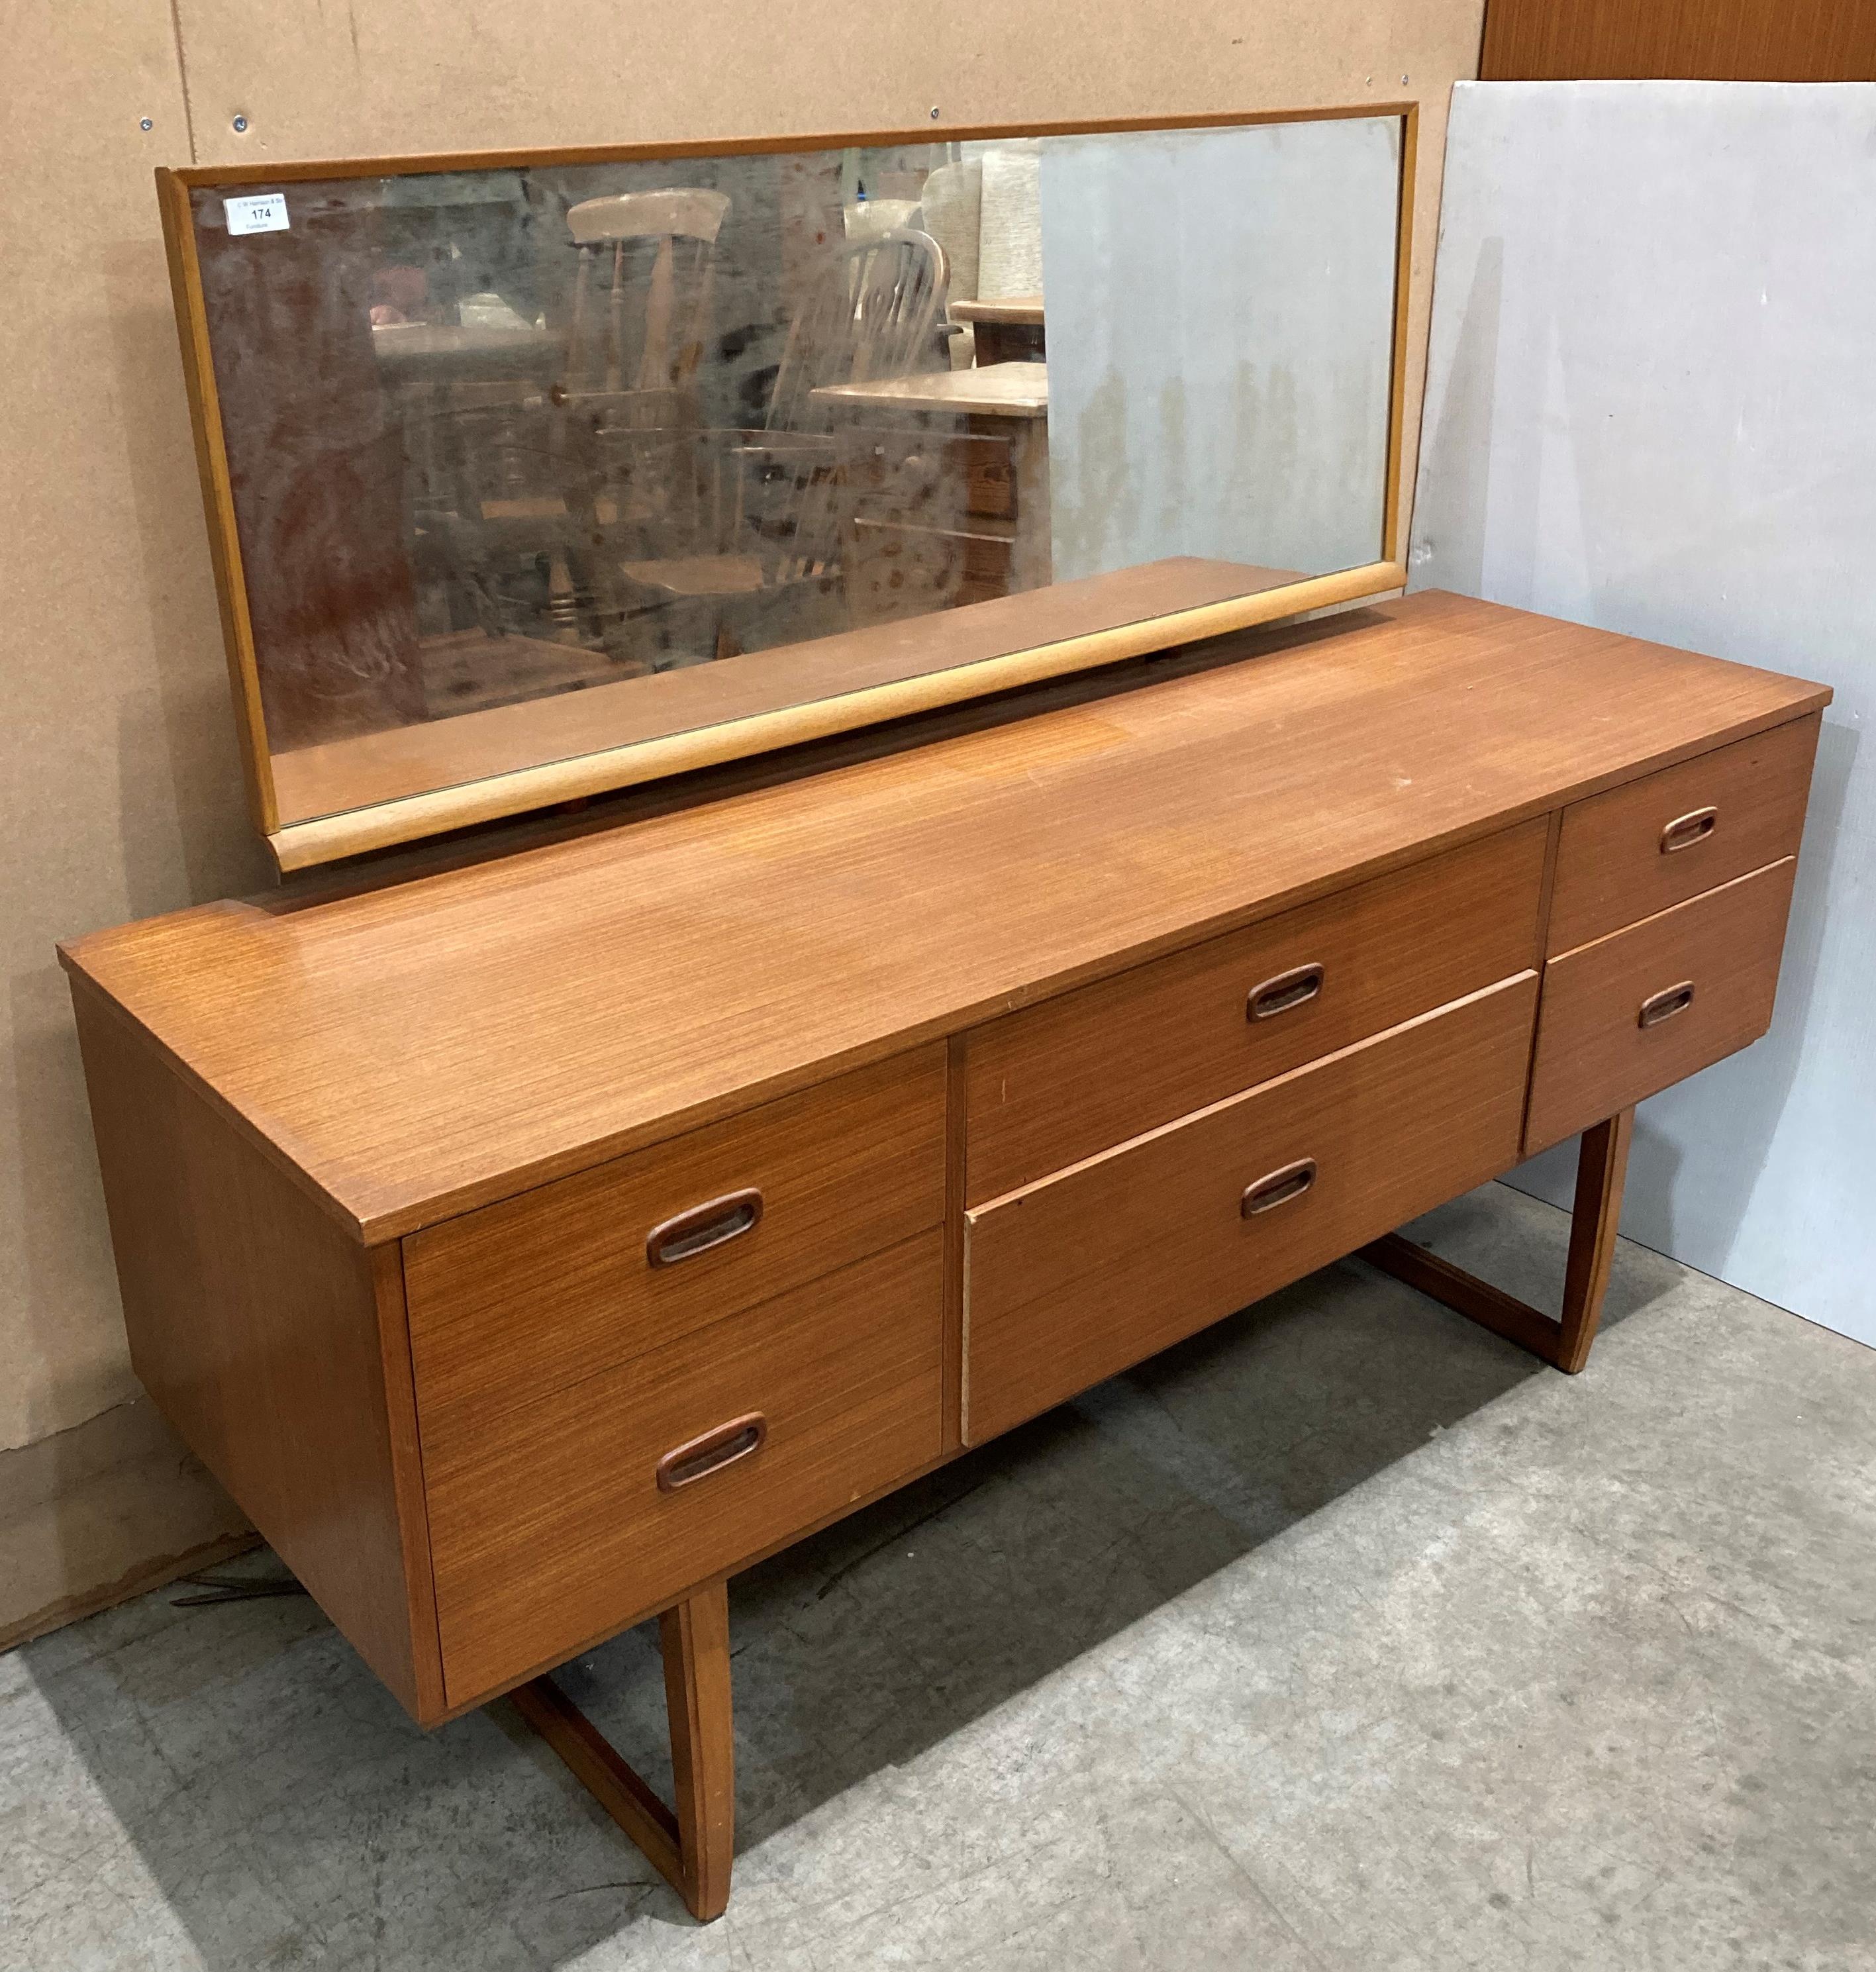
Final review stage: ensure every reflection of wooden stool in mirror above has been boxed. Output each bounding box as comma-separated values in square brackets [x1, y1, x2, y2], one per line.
[562, 189, 730, 413]
[407, 383, 631, 716]
[559, 189, 734, 656]
[811, 362, 1051, 626]
[412, 384, 608, 704]
[405, 189, 736, 702]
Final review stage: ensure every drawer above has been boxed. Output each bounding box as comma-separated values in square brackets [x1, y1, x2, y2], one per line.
[405, 1046, 946, 1439]
[1546, 715, 1818, 956]
[963, 973, 1538, 1446]
[842, 428, 1015, 521]
[965, 821, 1547, 1204]
[848, 517, 1014, 622]
[426, 1232, 944, 1702]
[1524, 858, 1796, 1154]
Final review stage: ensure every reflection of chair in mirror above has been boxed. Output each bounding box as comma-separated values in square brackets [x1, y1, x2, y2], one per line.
[765, 227, 950, 433]
[560, 189, 736, 632]
[434, 387, 585, 632]
[563, 188, 732, 411]
[406, 188, 736, 705]
[597, 227, 953, 667]
[406, 381, 628, 714]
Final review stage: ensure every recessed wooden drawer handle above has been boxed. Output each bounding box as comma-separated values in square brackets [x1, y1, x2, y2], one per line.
[645, 1187, 764, 1268]
[1638, 981, 1696, 1029]
[655, 1412, 767, 1493]
[1247, 962, 1325, 1022]
[1240, 1158, 1318, 1217]
[1660, 807, 1718, 854]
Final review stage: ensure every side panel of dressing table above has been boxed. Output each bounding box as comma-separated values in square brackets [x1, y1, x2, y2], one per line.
[60, 591, 1830, 1920]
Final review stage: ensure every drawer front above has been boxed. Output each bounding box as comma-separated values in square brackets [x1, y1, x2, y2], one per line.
[848, 518, 1014, 623]
[843, 428, 1016, 520]
[1546, 715, 1818, 956]
[963, 974, 1538, 1446]
[1524, 858, 1796, 1154]
[427, 1231, 944, 1704]
[405, 1046, 946, 1440]
[965, 821, 1547, 1204]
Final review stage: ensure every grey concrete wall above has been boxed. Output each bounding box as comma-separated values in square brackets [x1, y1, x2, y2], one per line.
[1412, 79, 1876, 1346]
[1042, 118, 1399, 583]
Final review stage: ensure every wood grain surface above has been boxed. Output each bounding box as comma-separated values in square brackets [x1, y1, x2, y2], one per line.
[963, 973, 1539, 1444]
[813, 361, 1050, 419]
[426, 1231, 943, 1704]
[509, 1575, 735, 1920]
[59, 593, 1830, 1244]
[1524, 857, 1799, 1154]
[68, 978, 443, 1719]
[267, 557, 1287, 825]
[950, 296, 1046, 326]
[1555, 1108, 1636, 1372]
[406, 1046, 946, 1442]
[267, 558, 1391, 866]
[1481, 0, 1876, 80]
[1546, 713, 1818, 956]
[662, 1586, 737, 1922]
[965, 818, 1546, 1202]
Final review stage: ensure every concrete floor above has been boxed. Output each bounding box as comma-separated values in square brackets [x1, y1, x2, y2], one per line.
[5, 1181, 1874, 1971]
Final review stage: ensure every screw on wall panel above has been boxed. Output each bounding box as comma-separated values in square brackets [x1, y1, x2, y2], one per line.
[930, 105, 941, 119]
[140, 117, 154, 130]
[1401, 73, 1410, 83]
[232, 114, 249, 132]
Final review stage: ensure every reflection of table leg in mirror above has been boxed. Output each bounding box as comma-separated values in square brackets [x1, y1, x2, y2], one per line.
[1007, 411, 1052, 593]
[1361, 1109, 1636, 1372]
[509, 1579, 735, 1924]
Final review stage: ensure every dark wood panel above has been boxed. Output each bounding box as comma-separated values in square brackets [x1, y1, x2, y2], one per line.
[963, 974, 1538, 1446]
[966, 820, 1546, 1203]
[1547, 714, 1818, 956]
[66, 978, 443, 1722]
[58, 593, 1829, 1243]
[406, 1046, 946, 1444]
[1481, 0, 1876, 79]
[1525, 858, 1798, 1153]
[426, 1232, 944, 1705]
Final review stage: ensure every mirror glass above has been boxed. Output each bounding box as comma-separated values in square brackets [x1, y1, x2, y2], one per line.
[183, 114, 1404, 832]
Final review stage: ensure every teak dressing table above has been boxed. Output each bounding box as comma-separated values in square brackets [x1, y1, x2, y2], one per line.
[60, 588, 1827, 1919]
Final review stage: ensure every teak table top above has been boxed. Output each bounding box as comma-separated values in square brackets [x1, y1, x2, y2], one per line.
[61, 592, 1828, 1244]
[949, 296, 1045, 326]
[811, 360, 1050, 419]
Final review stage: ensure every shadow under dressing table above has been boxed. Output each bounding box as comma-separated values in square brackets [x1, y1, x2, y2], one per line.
[61, 590, 1827, 1920]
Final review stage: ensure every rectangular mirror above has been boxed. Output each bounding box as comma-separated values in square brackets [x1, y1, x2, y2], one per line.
[160, 109, 1414, 867]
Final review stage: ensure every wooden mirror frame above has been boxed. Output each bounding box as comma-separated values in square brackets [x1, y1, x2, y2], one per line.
[158, 103, 1417, 872]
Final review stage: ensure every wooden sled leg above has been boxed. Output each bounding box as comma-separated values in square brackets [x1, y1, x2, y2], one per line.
[1361, 1109, 1635, 1375]
[509, 1579, 734, 1922]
